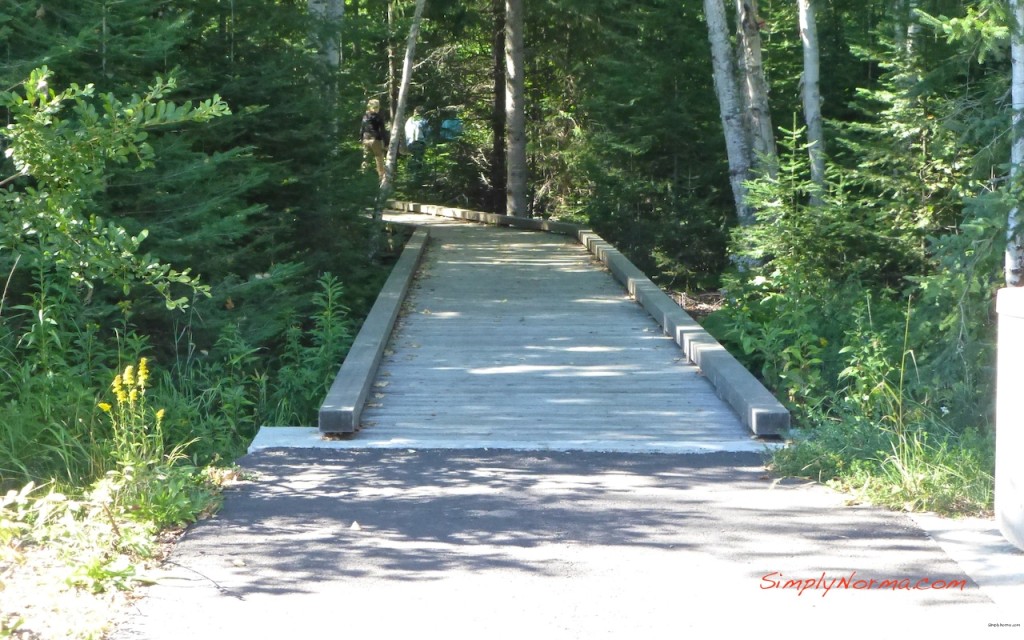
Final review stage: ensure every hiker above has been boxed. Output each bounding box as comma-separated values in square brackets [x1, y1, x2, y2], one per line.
[360, 98, 388, 181]
[404, 106, 428, 160]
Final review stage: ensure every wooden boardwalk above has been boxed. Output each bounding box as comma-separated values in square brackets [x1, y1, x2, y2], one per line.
[329, 214, 763, 453]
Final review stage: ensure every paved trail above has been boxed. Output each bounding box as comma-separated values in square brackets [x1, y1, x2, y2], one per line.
[114, 449, 1015, 638]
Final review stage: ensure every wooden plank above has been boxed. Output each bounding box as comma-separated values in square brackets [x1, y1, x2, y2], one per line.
[346, 221, 755, 447]
[317, 228, 430, 433]
[384, 201, 790, 436]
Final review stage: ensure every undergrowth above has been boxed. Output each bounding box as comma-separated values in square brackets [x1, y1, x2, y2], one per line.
[708, 114, 1000, 517]
[0, 360, 229, 638]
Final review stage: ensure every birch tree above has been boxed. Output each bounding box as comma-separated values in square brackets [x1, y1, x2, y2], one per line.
[388, 1, 398, 122]
[308, 0, 344, 68]
[1009, 0, 1024, 285]
[704, 0, 754, 226]
[798, 0, 825, 198]
[505, 0, 528, 217]
[735, 0, 776, 177]
[378, 0, 427, 207]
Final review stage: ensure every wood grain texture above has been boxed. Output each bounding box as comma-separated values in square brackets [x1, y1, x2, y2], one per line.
[353, 218, 758, 452]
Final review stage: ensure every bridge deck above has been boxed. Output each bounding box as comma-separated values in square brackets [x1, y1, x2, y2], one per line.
[337, 214, 762, 453]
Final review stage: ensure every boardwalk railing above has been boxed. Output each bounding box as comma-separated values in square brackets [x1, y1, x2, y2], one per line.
[318, 227, 430, 433]
[319, 201, 789, 437]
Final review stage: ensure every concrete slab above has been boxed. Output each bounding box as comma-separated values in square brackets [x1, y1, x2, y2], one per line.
[249, 425, 775, 454]
[909, 511, 1024, 612]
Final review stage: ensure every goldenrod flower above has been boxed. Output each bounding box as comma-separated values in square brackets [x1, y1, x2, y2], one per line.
[128, 388, 139, 404]
[122, 365, 135, 388]
[138, 357, 149, 389]
[155, 408, 166, 423]
[97, 402, 112, 413]
[112, 374, 128, 405]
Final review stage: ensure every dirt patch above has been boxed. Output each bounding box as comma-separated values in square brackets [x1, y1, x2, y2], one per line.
[670, 291, 724, 323]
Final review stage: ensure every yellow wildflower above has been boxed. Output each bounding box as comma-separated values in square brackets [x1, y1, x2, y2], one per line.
[112, 374, 128, 405]
[138, 357, 149, 389]
[122, 365, 135, 389]
[97, 402, 112, 413]
[155, 408, 166, 424]
[128, 388, 139, 404]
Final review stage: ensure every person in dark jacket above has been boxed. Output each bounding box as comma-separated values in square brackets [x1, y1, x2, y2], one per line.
[360, 98, 388, 181]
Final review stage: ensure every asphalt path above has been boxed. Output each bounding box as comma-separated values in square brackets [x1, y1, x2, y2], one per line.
[112, 448, 1018, 639]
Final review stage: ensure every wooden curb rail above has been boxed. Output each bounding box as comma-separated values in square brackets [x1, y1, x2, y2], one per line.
[384, 200, 789, 437]
[319, 227, 430, 434]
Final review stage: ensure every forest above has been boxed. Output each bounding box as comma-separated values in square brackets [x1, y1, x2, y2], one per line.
[0, 0, 1014, 625]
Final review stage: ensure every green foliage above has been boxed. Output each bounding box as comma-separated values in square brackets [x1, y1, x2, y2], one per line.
[708, 24, 1004, 513]
[772, 420, 994, 515]
[0, 0, 394, 493]
[267, 273, 354, 426]
[527, 0, 732, 290]
[97, 358, 213, 528]
[1, 67, 225, 310]
[0, 358, 221, 599]
[916, 1, 1011, 64]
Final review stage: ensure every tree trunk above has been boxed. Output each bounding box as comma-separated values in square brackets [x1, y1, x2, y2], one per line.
[893, 0, 906, 52]
[735, 0, 776, 177]
[704, 0, 754, 226]
[101, 0, 108, 76]
[377, 0, 427, 211]
[1008, 0, 1024, 286]
[905, 0, 920, 58]
[798, 0, 825, 199]
[352, 0, 361, 58]
[308, 0, 344, 68]
[505, 0, 528, 217]
[491, 0, 508, 215]
[387, 0, 397, 122]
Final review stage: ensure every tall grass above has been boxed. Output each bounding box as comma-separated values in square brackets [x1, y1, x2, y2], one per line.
[768, 299, 994, 516]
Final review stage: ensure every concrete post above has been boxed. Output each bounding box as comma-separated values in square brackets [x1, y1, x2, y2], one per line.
[997, 287, 1024, 551]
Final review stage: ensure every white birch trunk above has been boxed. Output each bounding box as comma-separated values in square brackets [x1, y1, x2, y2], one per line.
[377, 0, 427, 208]
[704, 0, 754, 226]
[388, 1, 397, 122]
[505, 0, 528, 217]
[308, 0, 344, 68]
[735, 0, 776, 177]
[905, 0, 920, 58]
[893, 0, 907, 51]
[1008, 0, 1024, 286]
[798, 0, 825, 198]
